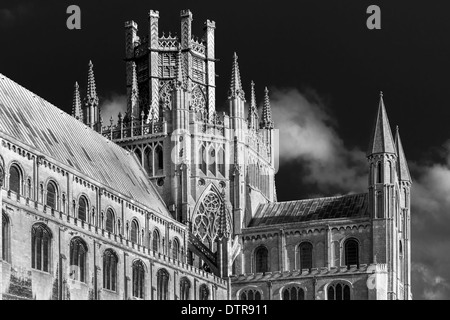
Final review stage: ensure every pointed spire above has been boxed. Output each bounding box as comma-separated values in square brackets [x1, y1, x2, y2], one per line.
[367, 92, 396, 156]
[260, 87, 274, 129]
[228, 52, 245, 101]
[395, 126, 412, 182]
[72, 82, 83, 121]
[247, 81, 259, 130]
[86, 60, 99, 106]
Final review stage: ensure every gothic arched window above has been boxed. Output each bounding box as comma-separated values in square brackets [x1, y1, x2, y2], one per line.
[78, 196, 88, 222]
[327, 283, 351, 300]
[344, 238, 359, 267]
[192, 191, 222, 249]
[199, 284, 209, 300]
[180, 277, 191, 300]
[46, 181, 58, 210]
[240, 288, 262, 300]
[218, 147, 225, 177]
[70, 237, 88, 282]
[208, 147, 216, 175]
[153, 229, 160, 252]
[377, 162, 383, 183]
[144, 147, 153, 176]
[2, 213, 10, 262]
[198, 144, 206, 174]
[9, 164, 22, 195]
[282, 286, 305, 300]
[155, 145, 164, 173]
[31, 224, 52, 272]
[298, 242, 313, 270]
[157, 268, 170, 300]
[130, 219, 139, 244]
[132, 260, 145, 299]
[255, 246, 269, 273]
[103, 249, 118, 291]
[172, 238, 180, 261]
[399, 241, 404, 283]
[105, 209, 115, 233]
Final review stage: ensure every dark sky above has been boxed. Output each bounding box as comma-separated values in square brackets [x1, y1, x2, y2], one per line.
[2, 0, 450, 299]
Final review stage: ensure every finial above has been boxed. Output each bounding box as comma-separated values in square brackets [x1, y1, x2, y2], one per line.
[110, 116, 114, 126]
[380, 91, 383, 97]
[260, 86, 274, 130]
[228, 52, 245, 101]
[72, 81, 83, 121]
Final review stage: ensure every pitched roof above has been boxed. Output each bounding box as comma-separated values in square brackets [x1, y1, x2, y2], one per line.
[367, 93, 396, 156]
[0, 73, 170, 217]
[248, 193, 369, 227]
[395, 127, 412, 182]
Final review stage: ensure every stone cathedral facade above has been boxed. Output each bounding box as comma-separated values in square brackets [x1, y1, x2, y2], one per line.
[0, 9, 411, 300]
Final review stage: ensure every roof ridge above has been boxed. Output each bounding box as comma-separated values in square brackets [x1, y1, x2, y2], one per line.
[264, 192, 367, 205]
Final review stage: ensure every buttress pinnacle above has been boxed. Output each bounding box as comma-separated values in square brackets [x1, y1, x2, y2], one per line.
[228, 52, 245, 101]
[72, 82, 83, 121]
[86, 60, 99, 106]
[260, 87, 274, 129]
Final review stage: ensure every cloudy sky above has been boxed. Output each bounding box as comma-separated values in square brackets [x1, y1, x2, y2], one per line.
[1, 0, 450, 299]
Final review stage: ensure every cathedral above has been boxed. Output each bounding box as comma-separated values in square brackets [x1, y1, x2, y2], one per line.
[0, 9, 411, 300]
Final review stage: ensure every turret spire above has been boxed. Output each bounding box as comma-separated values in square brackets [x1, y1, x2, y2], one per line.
[84, 60, 100, 129]
[395, 126, 412, 182]
[367, 91, 396, 156]
[86, 60, 99, 105]
[228, 52, 245, 101]
[72, 82, 83, 121]
[260, 87, 274, 129]
[247, 81, 259, 130]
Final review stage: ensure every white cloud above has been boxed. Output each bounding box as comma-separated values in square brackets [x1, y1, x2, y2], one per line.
[99, 94, 127, 126]
[270, 87, 367, 194]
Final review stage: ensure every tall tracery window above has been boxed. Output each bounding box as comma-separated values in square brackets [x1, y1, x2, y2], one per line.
[2, 213, 10, 262]
[78, 196, 88, 222]
[282, 286, 305, 300]
[298, 242, 313, 270]
[157, 268, 170, 300]
[217, 147, 225, 177]
[9, 164, 22, 195]
[192, 191, 223, 250]
[327, 283, 351, 300]
[144, 147, 153, 176]
[46, 181, 58, 210]
[70, 237, 88, 282]
[180, 278, 191, 300]
[132, 260, 145, 299]
[199, 284, 209, 300]
[155, 145, 164, 173]
[344, 238, 359, 267]
[240, 289, 262, 300]
[105, 209, 115, 233]
[31, 224, 52, 272]
[208, 147, 216, 175]
[103, 249, 118, 291]
[198, 144, 206, 174]
[377, 162, 383, 183]
[172, 238, 180, 260]
[130, 220, 139, 244]
[153, 229, 160, 252]
[255, 246, 269, 273]
[399, 241, 404, 283]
